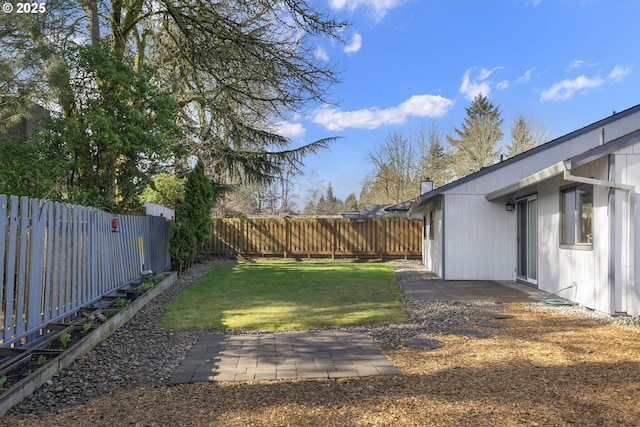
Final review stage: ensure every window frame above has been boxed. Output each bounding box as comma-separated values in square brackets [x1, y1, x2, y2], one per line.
[560, 183, 593, 249]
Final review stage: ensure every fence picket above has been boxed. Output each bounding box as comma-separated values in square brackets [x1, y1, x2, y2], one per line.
[4, 197, 19, 339]
[26, 199, 44, 331]
[0, 196, 6, 329]
[14, 198, 29, 337]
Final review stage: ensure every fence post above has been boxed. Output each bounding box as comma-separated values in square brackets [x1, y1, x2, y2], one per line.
[284, 218, 289, 258]
[331, 218, 336, 260]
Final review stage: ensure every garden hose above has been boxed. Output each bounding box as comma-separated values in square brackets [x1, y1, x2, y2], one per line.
[542, 283, 577, 306]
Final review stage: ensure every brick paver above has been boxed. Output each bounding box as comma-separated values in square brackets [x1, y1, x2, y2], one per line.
[170, 330, 400, 383]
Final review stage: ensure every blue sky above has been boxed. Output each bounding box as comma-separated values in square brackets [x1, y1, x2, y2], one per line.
[280, 0, 640, 204]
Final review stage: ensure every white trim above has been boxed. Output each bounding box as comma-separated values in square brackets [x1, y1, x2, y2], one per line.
[485, 162, 565, 201]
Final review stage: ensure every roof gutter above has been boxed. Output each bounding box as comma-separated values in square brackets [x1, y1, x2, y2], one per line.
[563, 160, 637, 316]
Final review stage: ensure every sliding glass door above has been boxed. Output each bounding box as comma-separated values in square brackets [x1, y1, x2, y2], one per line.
[517, 196, 537, 284]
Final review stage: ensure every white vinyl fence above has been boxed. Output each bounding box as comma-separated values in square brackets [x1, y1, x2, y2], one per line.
[0, 195, 171, 346]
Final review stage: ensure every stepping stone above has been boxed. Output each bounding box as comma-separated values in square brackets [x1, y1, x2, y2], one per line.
[477, 321, 506, 329]
[403, 337, 444, 350]
[453, 329, 490, 338]
[487, 313, 514, 319]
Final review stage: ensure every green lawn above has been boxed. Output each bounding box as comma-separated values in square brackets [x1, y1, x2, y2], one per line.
[159, 260, 408, 331]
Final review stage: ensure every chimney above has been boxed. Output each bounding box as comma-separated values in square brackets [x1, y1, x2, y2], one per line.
[420, 179, 434, 195]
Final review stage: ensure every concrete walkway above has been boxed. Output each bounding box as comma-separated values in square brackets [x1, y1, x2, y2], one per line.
[170, 330, 399, 383]
[401, 279, 548, 303]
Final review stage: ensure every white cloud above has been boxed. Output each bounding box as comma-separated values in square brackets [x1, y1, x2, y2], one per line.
[478, 66, 502, 80]
[274, 121, 306, 138]
[569, 59, 586, 69]
[609, 65, 632, 82]
[460, 67, 503, 100]
[516, 68, 534, 84]
[315, 46, 329, 62]
[344, 32, 362, 53]
[328, 0, 404, 21]
[540, 75, 605, 102]
[310, 94, 454, 131]
[497, 80, 509, 90]
[569, 59, 598, 69]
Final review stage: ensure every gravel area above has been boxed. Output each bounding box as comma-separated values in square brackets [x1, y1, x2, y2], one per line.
[5, 261, 214, 416]
[5, 258, 640, 425]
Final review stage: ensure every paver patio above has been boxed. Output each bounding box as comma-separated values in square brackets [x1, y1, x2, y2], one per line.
[170, 330, 399, 383]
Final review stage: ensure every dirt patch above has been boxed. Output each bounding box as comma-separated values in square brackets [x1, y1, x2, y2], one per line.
[3, 303, 640, 426]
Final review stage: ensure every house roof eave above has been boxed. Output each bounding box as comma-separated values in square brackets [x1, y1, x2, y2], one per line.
[485, 161, 566, 201]
[570, 128, 640, 169]
[486, 128, 640, 201]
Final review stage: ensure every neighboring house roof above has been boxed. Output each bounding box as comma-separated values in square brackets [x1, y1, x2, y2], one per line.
[340, 212, 360, 219]
[384, 200, 414, 213]
[410, 103, 640, 214]
[357, 203, 417, 218]
[360, 204, 392, 218]
[247, 213, 296, 218]
[384, 199, 423, 219]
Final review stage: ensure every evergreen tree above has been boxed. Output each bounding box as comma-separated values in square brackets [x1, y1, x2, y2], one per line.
[170, 159, 214, 270]
[316, 183, 344, 214]
[447, 94, 503, 178]
[506, 115, 548, 158]
[189, 160, 214, 248]
[344, 193, 359, 211]
[326, 183, 338, 203]
[416, 122, 453, 188]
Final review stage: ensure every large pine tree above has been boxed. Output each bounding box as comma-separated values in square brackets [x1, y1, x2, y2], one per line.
[447, 94, 503, 178]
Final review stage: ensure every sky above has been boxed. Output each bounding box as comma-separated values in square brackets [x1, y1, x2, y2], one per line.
[277, 0, 640, 205]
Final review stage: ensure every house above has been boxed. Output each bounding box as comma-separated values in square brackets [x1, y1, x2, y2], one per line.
[409, 104, 640, 317]
[1, 101, 49, 137]
[143, 202, 175, 220]
[344, 203, 421, 219]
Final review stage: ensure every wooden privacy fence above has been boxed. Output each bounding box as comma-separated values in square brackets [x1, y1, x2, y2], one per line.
[206, 217, 422, 259]
[0, 195, 171, 346]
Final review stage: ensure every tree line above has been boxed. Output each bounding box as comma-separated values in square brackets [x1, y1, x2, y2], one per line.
[0, 0, 346, 267]
[359, 95, 549, 204]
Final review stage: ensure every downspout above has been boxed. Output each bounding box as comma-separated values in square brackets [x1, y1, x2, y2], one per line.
[563, 160, 637, 315]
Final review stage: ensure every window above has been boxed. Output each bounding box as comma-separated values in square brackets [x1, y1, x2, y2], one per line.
[561, 184, 593, 246]
[428, 211, 435, 240]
